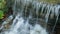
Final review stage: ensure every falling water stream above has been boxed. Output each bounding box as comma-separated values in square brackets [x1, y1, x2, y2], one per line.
[0, 0, 60, 34]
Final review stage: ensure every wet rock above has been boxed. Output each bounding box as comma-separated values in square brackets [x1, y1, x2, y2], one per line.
[29, 19, 37, 26]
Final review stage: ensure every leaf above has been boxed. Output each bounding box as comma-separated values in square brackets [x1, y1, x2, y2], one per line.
[0, 10, 4, 19]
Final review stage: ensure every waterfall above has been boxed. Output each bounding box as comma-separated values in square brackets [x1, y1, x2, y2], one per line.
[0, 0, 60, 34]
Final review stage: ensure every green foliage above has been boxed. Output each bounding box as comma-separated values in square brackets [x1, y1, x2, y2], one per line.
[0, 0, 6, 9]
[0, 0, 8, 19]
[0, 10, 4, 19]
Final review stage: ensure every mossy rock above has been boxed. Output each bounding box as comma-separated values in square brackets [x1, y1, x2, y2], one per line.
[38, 0, 60, 4]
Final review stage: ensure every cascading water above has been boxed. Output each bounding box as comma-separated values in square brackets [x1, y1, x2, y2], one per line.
[0, 0, 60, 34]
